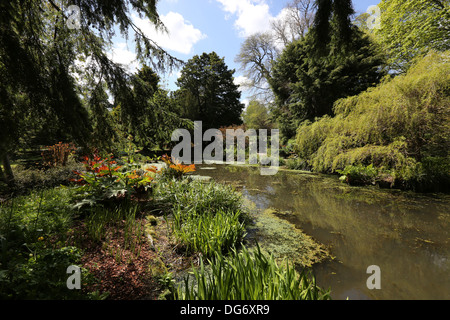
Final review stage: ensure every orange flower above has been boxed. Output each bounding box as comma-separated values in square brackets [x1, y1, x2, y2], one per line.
[170, 163, 196, 174]
[127, 170, 140, 180]
[145, 166, 158, 173]
[161, 154, 172, 165]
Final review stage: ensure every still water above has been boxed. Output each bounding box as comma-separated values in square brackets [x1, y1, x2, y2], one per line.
[195, 165, 450, 300]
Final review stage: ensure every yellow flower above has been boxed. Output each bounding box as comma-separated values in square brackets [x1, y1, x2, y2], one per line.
[38, 236, 44, 241]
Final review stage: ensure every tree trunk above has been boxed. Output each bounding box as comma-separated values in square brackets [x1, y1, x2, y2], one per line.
[1, 153, 15, 185]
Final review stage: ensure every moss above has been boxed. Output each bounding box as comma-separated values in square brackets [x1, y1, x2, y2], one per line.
[146, 215, 158, 226]
[247, 207, 332, 268]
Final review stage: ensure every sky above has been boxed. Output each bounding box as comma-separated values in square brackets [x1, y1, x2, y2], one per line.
[108, 0, 380, 105]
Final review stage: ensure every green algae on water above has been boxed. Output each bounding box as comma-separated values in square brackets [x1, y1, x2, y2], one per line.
[247, 206, 332, 268]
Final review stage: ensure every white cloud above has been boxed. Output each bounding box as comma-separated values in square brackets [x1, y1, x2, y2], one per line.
[132, 11, 207, 55]
[216, 0, 273, 37]
[234, 75, 252, 90]
[107, 42, 139, 73]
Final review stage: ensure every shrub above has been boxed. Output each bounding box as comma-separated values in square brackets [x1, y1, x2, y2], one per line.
[159, 154, 196, 180]
[337, 164, 379, 186]
[0, 188, 92, 299]
[0, 246, 86, 300]
[10, 163, 83, 194]
[70, 154, 158, 209]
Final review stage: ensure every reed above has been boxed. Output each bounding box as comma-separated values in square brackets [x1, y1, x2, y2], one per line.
[171, 207, 246, 258]
[172, 245, 331, 300]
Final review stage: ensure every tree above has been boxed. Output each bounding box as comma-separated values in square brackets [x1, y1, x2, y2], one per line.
[312, 0, 355, 53]
[176, 52, 244, 129]
[235, 32, 278, 101]
[0, 0, 182, 184]
[271, 0, 316, 47]
[109, 65, 192, 154]
[235, 0, 316, 102]
[375, 0, 450, 73]
[242, 100, 272, 130]
[270, 28, 386, 141]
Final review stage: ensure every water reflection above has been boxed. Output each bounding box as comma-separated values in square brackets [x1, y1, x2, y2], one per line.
[196, 165, 450, 300]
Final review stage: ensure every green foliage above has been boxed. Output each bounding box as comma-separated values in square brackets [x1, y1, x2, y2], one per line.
[294, 51, 450, 191]
[6, 162, 83, 196]
[270, 26, 386, 140]
[285, 158, 310, 171]
[170, 245, 331, 300]
[375, 0, 450, 73]
[154, 178, 245, 216]
[70, 154, 157, 210]
[337, 164, 379, 186]
[154, 178, 249, 257]
[241, 100, 272, 130]
[175, 52, 244, 129]
[0, 188, 91, 299]
[0, 0, 183, 180]
[312, 0, 355, 53]
[172, 208, 246, 258]
[0, 246, 87, 300]
[120, 65, 192, 152]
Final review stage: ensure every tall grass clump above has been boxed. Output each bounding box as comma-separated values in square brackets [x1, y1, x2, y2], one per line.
[170, 245, 331, 300]
[172, 207, 246, 258]
[294, 51, 450, 191]
[154, 178, 249, 257]
[154, 178, 244, 214]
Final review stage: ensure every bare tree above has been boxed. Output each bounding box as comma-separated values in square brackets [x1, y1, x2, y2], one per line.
[271, 0, 316, 47]
[235, 32, 278, 101]
[235, 0, 316, 102]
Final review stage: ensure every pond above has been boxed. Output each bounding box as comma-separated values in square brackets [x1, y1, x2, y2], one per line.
[195, 164, 450, 300]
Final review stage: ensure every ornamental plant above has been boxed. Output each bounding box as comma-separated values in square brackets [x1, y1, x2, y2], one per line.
[70, 154, 159, 209]
[160, 154, 196, 180]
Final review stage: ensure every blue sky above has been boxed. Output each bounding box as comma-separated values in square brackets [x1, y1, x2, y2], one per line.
[109, 0, 380, 104]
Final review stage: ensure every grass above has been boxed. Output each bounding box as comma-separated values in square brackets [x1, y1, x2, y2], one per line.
[154, 178, 250, 258]
[171, 207, 247, 258]
[171, 244, 331, 300]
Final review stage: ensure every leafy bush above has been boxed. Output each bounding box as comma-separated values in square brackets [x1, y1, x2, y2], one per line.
[285, 157, 310, 171]
[159, 154, 196, 180]
[337, 164, 379, 186]
[7, 162, 84, 195]
[70, 154, 158, 210]
[0, 188, 94, 299]
[294, 51, 450, 191]
[170, 245, 331, 300]
[0, 246, 86, 300]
